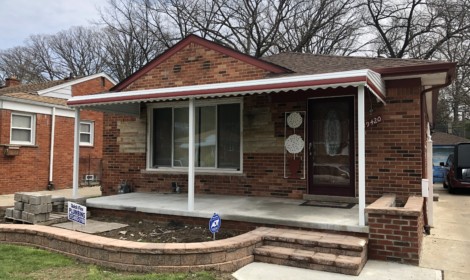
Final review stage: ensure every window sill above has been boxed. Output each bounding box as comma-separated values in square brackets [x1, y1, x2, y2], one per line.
[142, 168, 244, 176]
[80, 144, 94, 148]
[3, 143, 38, 148]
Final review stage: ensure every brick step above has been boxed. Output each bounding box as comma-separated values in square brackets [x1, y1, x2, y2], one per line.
[263, 229, 368, 254]
[254, 245, 365, 276]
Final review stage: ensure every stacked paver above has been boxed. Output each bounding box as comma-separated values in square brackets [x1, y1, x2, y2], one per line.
[51, 196, 66, 212]
[4, 192, 52, 224]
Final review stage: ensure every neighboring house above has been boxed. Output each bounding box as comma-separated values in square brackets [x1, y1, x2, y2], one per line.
[0, 74, 115, 194]
[432, 132, 470, 183]
[68, 35, 455, 265]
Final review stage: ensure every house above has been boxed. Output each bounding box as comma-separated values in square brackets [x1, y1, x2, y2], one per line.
[0, 73, 115, 194]
[67, 35, 455, 267]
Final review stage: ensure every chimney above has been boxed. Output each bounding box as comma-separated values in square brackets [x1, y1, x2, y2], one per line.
[5, 76, 21, 87]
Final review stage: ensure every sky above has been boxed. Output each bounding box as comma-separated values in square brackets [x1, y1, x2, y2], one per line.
[0, 0, 105, 50]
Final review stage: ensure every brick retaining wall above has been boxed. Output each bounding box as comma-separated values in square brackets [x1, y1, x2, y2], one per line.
[0, 224, 270, 273]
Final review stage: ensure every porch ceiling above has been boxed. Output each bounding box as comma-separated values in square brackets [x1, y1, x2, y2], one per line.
[67, 69, 386, 115]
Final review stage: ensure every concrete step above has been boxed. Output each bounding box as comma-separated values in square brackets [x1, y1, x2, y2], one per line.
[254, 245, 365, 276]
[254, 229, 368, 276]
[263, 229, 367, 255]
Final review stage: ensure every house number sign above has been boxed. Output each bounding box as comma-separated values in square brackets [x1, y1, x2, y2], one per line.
[366, 115, 382, 128]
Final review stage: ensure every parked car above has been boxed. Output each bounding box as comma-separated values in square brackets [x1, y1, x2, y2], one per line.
[441, 143, 470, 193]
[433, 145, 454, 183]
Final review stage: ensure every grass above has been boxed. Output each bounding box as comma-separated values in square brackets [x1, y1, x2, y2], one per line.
[0, 244, 221, 280]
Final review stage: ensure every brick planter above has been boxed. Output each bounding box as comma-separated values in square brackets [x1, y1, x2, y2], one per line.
[366, 194, 424, 265]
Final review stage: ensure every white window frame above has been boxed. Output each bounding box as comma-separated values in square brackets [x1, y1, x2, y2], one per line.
[79, 121, 94, 147]
[146, 98, 243, 174]
[10, 112, 36, 145]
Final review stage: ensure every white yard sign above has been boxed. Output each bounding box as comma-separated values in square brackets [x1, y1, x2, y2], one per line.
[68, 202, 87, 225]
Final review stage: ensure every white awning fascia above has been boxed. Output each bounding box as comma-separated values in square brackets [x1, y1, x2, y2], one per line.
[67, 69, 386, 114]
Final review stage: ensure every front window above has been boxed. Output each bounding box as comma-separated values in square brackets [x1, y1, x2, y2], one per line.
[80, 121, 94, 146]
[149, 100, 241, 171]
[10, 113, 35, 145]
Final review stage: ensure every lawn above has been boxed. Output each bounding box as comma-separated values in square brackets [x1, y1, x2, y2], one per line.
[0, 244, 226, 280]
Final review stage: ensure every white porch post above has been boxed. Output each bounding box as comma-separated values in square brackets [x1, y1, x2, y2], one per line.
[188, 98, 195, 211]
[427, 125, 434, 226]
[72, 108, 80, 198]
[358, 86, 366, 226]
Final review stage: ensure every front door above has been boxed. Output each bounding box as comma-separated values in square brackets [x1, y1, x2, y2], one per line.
[308, 97, 355, 196]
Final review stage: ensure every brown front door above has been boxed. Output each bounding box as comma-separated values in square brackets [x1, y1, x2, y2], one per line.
[308, 97, 355, 196]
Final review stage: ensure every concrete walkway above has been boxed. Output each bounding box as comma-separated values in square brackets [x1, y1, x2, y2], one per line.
[234, 261, 442, 280]
[420, 186, 470, 280]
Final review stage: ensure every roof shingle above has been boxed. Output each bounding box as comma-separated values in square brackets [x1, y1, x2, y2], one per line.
[0, 79, 73, 95]
[262, 53, 449, 75]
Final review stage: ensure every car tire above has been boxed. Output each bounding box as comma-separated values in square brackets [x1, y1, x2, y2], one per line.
[448, 184, 455, 194]
[443, 181, 448, 189]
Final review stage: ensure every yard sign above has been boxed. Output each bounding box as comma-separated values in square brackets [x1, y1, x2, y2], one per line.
[68, 202, 87, 225]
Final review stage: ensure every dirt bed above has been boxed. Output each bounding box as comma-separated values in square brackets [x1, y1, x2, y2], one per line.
[84, 215, 246, 243]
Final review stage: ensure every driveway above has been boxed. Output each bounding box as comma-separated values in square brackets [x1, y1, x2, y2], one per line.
[420, 185, 470, 280]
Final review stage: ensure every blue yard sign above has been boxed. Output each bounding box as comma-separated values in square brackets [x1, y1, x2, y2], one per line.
[209, 213, 221, 234]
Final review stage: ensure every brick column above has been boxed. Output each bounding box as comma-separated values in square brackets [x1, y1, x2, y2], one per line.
[366, 195, 424, 265]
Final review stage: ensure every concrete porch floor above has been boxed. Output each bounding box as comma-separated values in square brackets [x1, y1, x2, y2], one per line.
[86, 193, 367, 233]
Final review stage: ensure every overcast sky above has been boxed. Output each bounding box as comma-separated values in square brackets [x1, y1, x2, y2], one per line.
[0, 0, 105, 50]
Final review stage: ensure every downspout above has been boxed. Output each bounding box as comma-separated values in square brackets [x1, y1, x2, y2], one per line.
[72, 108, 81, 199]
[420, 76, 452, 233]
[47, 107, 56, 190]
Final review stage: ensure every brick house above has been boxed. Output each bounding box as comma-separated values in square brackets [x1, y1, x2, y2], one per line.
[0, 73, 115, 194]
[68, 35, 455, 265]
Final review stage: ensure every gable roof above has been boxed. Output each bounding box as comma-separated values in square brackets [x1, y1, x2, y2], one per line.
[112, 34, 290, 91]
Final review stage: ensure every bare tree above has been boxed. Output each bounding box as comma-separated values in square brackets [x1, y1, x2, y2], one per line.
[437, 35, 470, 124]
[49, 26, 106, 78]
[364, 0, 470, 59]
[25, 34, 62, 81]
[0, 46, 47, 84]
[98, 0, 169, 81]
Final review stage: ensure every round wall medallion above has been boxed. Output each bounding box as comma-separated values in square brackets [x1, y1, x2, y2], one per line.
[287, 112, 303, 129]
[285, 134, 304, 154]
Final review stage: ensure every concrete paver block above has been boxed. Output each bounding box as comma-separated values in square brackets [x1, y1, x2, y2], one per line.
[5, 208, 13, 218]
[14, 201, 24, 211]
[13, 210, 22, 219]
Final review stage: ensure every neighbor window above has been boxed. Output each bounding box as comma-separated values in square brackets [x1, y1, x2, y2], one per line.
[80, 121, 94, 146]
[10, 113, 35, 145]
[149, 100, 241, 170]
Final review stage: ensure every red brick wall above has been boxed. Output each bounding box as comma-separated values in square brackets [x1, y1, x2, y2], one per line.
[0, 77, 112, 194]
[124, 43, 269, 91]
[72, 77, 114, 96]
[71, 77, 110, 182]
[0, 112, 51, 193]
[365, 79, 423, 204]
